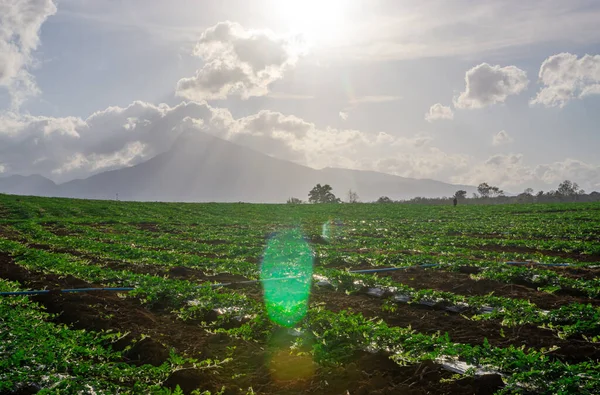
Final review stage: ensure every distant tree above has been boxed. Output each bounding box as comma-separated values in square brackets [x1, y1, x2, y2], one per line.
[489, 186, 504, 197]
[308, 184, 341, 204]
[517, 188, 535, 203]
[454, 190, 467, 200]
[472, 192, 479, 199]
[346, 189, 360, 203]
[477, 183, 492, 198]
[376, 196, 393, 203]
[286, 197, 303, 204]
[536, 190, 544, 197]
[557, 180, 580, 196]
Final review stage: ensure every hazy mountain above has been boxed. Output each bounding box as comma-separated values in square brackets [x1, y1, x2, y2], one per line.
[2, 131, 475, 202]
[0, 174, 57, 197]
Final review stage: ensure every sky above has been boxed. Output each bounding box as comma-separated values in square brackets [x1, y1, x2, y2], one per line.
[1, 0, 600, 193]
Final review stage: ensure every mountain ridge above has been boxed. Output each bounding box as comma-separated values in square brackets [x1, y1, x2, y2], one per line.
[0, 131, 476, 202]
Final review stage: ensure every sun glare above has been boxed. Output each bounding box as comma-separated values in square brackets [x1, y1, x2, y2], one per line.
[274, 0, 349, 46]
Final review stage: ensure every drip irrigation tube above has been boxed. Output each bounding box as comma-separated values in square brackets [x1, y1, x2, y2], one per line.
[505, 261, 572, 267]
[350, 263, 439, 274]
[0, 261, 578, 296]
[0, 287, 136, 296]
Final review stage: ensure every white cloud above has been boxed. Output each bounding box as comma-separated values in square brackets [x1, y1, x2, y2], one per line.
[0, 101, 215, 182]
[370, 148, 469, 181]
[492, 130, 514, 146]
[53, 141, 147, 175]
[453, 154, 600, 191]
[339, 111, 348, 121]
[425, 103, 454, 122]
[0, 99, 438, 183]
[453, 154, 532, 187]
[3, 99, 600, 192]
[530, 53, 600, 108]
[454, 63, 528, 109]
[176, 21, 301, 101]
[0, 0, 57, 108]
[533, 159, 600, 189]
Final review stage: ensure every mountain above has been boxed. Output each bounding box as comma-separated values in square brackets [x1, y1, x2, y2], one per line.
[0, 174, 57, 197]
[2, 131, 475, 202]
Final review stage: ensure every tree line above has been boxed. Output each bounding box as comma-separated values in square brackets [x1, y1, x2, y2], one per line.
[287, 180, 600, 205]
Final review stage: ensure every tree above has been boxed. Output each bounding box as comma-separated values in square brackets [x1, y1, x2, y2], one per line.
[454, 190, 467, 199]
[557, 180, 580, 196]
[489, 186, 504, 197]
[517, 188, 534, 203]
[346, 189, 360, 203]
[376, 196, 393, 203]
[286, 197, 303, 204]
[477, 183, 492, 198]
[308, 184, 341, 204]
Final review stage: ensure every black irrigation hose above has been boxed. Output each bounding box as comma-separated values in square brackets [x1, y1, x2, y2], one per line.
[0, 261, 575, 296]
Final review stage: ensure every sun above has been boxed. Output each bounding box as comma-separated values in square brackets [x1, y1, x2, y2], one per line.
[273, 0, 350, 46]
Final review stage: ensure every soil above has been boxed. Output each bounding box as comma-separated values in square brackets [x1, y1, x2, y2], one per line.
[0, 252, 506, 394]
[3, 241, 600, 394]
[470, 244, 600, 263]
[314, 287, 600, 363]
[375, 267, 600, 309]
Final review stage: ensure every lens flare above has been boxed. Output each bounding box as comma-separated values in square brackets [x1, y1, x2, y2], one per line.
[269, 349, 315, 382]
[322, 218, 344, 240]
[322, 221, 331, 240]
[261, 229, 313, 327]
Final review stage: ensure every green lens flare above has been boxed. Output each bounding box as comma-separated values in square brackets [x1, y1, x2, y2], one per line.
[261, 229, 314, 327]
[321, 221, 331, 240]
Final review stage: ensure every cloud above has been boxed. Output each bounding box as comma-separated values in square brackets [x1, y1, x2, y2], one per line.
[176, 21, 301, 101]
[339, 111, 348, 121]
[492, 130, 514, 146]
[453, 153, 600, 191]
[0, 0, 57, 108]
[530, 53, 600, 108]
[425, 103, 454, 122]
[533, 159, 600, 189]
[454, 63, 528, 109]
[453, 154, 532, 187]
[0, 99, 437, 183]
[370, 148, 469, 181]
[3, 99, 600, 192]
[0, 101, 214, 182]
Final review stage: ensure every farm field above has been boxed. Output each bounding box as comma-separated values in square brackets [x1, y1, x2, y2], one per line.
[1, 194, 600, 394]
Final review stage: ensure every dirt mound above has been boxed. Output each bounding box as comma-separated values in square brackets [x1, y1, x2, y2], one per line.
[124, 337, 171, 367]
[164, 369, 214, 394]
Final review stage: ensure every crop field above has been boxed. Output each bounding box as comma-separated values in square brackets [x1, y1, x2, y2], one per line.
[1, 194, 600, 394]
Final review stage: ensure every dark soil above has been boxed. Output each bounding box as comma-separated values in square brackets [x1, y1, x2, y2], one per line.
[3, 248, 600, 394]
[310, 287, 600, 364]
[376, 267, 600, 309]
[471, 244, 600, 263]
